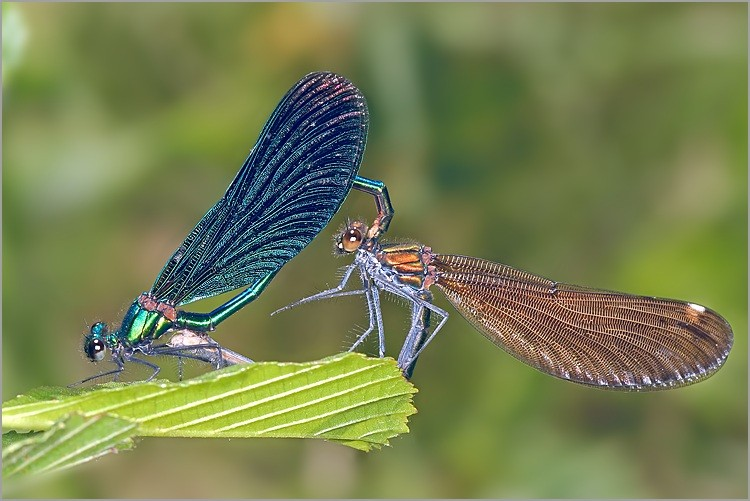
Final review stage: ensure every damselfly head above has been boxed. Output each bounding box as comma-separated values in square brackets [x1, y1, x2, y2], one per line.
[336, 221, 369, 254]
[83, 321, 109, 362]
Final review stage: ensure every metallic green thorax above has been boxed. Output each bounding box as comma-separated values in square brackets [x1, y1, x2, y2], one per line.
[117, 299, 175, 347]
[114, 273, 278, 348]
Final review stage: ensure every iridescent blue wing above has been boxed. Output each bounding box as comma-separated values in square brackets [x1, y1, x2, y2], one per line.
[150, 72, 368, 306]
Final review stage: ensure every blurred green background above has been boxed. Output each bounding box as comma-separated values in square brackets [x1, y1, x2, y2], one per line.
[2, 3, 746, 498]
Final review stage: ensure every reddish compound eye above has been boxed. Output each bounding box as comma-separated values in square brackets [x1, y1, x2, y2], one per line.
[340, 228, 363, 253]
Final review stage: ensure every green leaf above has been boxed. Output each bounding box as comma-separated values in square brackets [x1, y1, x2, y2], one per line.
[3, 353, 417, 457]
[2, 414, 136, 482]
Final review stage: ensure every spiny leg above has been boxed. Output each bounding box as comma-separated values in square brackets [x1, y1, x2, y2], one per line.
[129, 356, 162, 382]
[271, 259, 386, 357]
[372, 282, 385, 357]
[68, 363, 125, 387]
[160, 330, 254, 368]
[271, 262, 360, 316]
[396, 299, 449, 375]
[348, 271, 385, 356]
[398, 291, 434, 378]
[153, 341, 229, 372]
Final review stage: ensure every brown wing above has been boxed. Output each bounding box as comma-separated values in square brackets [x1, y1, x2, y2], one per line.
[432, 254, 733, 391]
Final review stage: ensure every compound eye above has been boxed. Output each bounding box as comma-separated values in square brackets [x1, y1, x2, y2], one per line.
[90, 322, 108, 336]
[85, 338, 107, 362]
[340, 228, 363, 253]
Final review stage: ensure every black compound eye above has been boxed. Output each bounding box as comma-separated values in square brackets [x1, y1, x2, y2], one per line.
[85, 338, 107, 362]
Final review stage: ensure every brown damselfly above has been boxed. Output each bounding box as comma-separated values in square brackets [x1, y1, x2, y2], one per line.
[277, 220, 733, 390]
